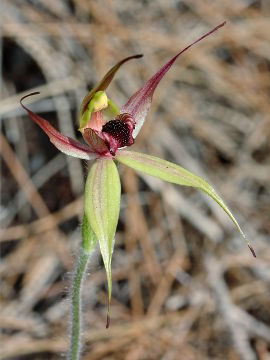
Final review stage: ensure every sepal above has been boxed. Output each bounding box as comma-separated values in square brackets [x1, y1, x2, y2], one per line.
[79, 54, 143, 129]
[20, 92, 97, 160]
[84, 159, 121, 326]
[116, 150, 255, 257]
[121, 22, 226, 138]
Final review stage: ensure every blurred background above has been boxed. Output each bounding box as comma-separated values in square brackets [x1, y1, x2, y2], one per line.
[1, 1, 270, 359]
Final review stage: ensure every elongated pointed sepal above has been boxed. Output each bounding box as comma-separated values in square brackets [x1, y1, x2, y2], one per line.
[79, 54, 143, 125]
[20, 92, 97, 160]
[121, 22, 226, 138]
[84, 159, 121, 325]
[116, 150, 255, 256]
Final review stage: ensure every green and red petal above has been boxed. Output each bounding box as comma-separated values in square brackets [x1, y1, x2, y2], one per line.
[121, 22, 226, 138]
[83, 128, 111, 157]
[116, 149, 256, 257]
[20, 92, 97, 160]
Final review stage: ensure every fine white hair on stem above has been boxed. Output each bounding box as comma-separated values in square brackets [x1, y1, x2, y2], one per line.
[68, 249, 90, 360]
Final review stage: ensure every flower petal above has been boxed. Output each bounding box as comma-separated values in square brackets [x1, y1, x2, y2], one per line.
[79, 54, 143, 122]
[86, 110, 106, 132]
[121, 22, 226, 138]
[83, 128, 110, 156]
[84, 159, 121, 327]
[116, 150, 255, 257]
[21, 92, 96, 160]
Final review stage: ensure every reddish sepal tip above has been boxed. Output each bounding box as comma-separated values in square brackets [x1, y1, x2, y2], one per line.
[133, 54, 144, 59]
[218, 21, 226, 28]
[20, 91, 41, 105]
[248, 245, 256, 258]
[106, 314, 110, 329]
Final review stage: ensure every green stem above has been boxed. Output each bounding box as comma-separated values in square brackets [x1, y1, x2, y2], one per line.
[68, 215, 97, 360]
[68, 248, 89, 360]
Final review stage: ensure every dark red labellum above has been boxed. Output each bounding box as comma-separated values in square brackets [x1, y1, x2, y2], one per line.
[102, 113, 136, 156]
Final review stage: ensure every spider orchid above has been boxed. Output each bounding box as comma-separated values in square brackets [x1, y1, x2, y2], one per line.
[20, 21, 255, 329]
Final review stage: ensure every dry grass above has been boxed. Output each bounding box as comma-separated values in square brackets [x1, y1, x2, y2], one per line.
[1, 0, 270, 359]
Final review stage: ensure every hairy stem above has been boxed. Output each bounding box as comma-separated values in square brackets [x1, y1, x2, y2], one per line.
[68, 248, 89, 360]
[68, 214, 97, 360]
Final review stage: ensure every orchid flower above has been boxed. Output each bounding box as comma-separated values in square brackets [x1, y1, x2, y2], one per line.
[20, 21, 255, 341]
